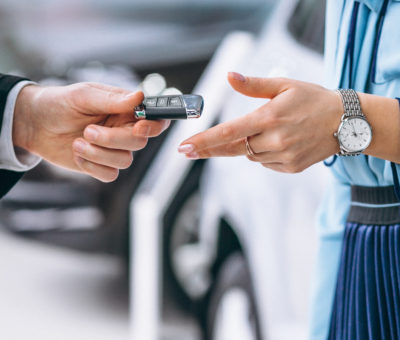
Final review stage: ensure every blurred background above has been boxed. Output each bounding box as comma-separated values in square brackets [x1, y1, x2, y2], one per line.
[0, 0, 328, 339]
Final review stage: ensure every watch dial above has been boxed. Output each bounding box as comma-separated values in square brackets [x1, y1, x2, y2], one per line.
[338, 117, 372, 153]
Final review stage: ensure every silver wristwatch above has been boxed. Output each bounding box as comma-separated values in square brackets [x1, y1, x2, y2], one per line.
[334, 89, 372, 156]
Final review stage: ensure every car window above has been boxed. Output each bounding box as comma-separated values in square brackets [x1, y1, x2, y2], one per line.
[288, 0, 326, 54]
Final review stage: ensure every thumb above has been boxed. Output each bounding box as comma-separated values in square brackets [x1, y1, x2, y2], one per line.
[75, 83, 144, 115]
[227, 72, 286, 99]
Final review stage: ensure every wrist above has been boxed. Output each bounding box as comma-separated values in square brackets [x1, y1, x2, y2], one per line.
[12, 84, 41, 153]
[358, 92, 400, 159]
[327, 89, 343, 155]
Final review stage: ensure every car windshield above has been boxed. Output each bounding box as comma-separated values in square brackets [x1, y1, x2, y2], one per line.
[288, 0, 326, 54]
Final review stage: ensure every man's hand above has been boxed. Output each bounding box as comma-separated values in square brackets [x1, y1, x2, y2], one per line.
[13, 82, 170, 182]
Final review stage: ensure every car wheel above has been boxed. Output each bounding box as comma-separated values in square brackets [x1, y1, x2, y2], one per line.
[207, 252, 262, 340]
[163, 161, 211, 309]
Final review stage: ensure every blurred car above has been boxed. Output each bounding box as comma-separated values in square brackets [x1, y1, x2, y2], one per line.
[162, 0, 329, 339]
[1, 0, 329, 338]
[0, 0, 274, 258]
[0, 0, 271, 82]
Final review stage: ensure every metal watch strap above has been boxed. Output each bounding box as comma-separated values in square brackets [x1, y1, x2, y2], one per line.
[336, 89, 365, 156]
[337, 89, 365, 119]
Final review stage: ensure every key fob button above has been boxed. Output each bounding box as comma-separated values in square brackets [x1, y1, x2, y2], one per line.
[168, 96, 182, 107]
[144, 97, 157, 107]
[156, 97, 168, 107]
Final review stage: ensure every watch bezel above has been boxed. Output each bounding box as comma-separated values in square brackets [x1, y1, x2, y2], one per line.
[336, 116, 372, 154]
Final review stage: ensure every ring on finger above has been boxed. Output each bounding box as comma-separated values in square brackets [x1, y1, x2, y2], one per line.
[245, 136, 256, 157]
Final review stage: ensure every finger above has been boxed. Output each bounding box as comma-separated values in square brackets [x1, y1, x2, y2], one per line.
[72, 139, 133, 169]
[74, 155, 119, 183]
[246, 151, 280, 163]
[132, 119, 171, 137]
[228, 72, 287, 99]
[185, 139, 246, 159]
[71, 83, 144, 115]
[83, 125, 148, 151]
[179, 113, 263, 153]
[260, 162, 287, 173]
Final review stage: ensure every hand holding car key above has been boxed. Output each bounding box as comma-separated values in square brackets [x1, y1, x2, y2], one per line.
[134, 94, 204, 120]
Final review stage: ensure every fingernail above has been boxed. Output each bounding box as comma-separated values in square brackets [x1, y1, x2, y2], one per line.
[229, 72, 246, 82]
[73, 140, 87, 153]
[137, 125, 151, 137]
[186, 152, 199, 160]
[85, 127, 99, 141]
[178, 144, 195, 153]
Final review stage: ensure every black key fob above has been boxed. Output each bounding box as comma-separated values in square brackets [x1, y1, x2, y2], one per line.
[134, 95, 204, 120]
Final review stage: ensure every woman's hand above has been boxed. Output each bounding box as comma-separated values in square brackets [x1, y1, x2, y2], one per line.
[178, 72, 343, 173]
[13, 82, 170, 182]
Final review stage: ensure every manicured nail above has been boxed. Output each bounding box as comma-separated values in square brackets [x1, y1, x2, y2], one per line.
[186, 152, 199, 160]
[178, 144, 195, 153]
[73, 140, 87, 153]
[85, 127, 99, 141]
[229, 72, 246, 82]
[137, 125, 151, 137]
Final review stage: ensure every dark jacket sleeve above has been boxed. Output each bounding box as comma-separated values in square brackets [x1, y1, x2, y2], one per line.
[0, 73, 30, 199]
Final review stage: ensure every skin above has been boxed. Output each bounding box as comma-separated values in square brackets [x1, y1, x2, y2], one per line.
[178, 72, 400, 173]
[13, 82, 170, 182]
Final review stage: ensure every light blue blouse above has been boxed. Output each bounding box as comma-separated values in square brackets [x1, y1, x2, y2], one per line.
[310, 0, 400, 339]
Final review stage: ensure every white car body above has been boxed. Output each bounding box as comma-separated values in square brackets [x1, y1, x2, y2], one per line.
[129, 1, 330, 339]
[198, 1, 329, 339]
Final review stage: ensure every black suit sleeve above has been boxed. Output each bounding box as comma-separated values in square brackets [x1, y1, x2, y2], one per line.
[0, 73, 30, 199]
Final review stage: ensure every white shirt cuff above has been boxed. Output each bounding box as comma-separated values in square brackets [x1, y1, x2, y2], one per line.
[0, 80, 42, 172]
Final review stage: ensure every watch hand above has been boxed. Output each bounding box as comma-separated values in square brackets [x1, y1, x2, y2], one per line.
[351, 121, 356, 133]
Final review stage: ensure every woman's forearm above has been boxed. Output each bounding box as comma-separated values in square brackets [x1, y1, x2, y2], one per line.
[359, 93, 400, 162]
[178, 74, 400, 172]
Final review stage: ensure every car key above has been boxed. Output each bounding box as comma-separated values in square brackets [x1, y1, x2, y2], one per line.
[134, 94, 204, 120]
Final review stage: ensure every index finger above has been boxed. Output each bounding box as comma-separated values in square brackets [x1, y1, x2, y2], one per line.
[179, 111, 262, 152]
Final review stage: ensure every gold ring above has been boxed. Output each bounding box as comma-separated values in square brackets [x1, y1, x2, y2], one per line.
[245, 136, 256, 156]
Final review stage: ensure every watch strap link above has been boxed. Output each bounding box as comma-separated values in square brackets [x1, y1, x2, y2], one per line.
[337, 89, 365, 118]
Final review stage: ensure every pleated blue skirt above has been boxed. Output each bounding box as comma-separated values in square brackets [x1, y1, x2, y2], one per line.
[328, 186, 400, 340]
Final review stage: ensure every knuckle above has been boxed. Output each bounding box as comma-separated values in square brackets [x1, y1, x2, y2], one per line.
[81, 158, 91, 171]
[220, 125, 235, 141]
[261, 109, 281, 129]
[261, 163, 271, 169]
[247, 155, 259, 162]
[199, 150, 211, 158]
[97, 130, 111, 145]
[72, 82, 92, 97]
[275, 131, 292, 151]
[282, 150, 297, 163]
[286, 162, 303, 174]
[71, 82, 86, 92]
[225, 143, 239, 156]
[270, 134, 285, 151]
[259, 111, 274, 128]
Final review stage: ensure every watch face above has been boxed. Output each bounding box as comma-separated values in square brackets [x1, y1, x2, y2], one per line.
[338, 117, 372, 153]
